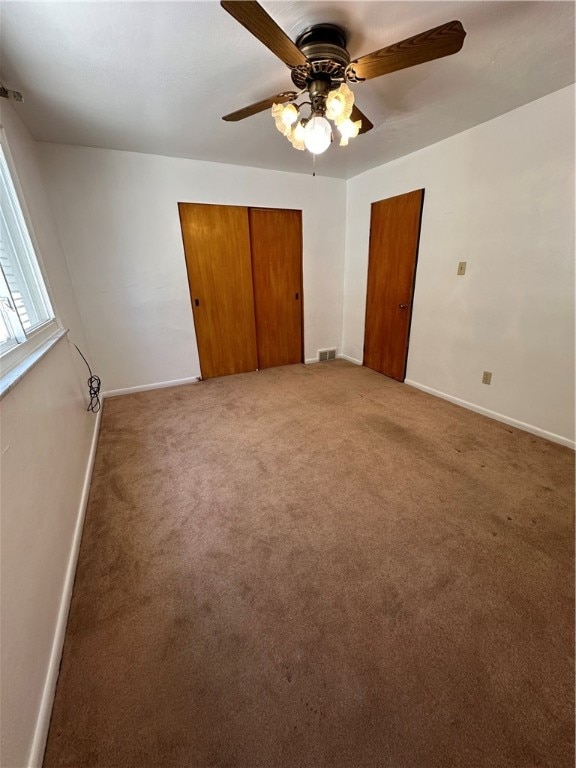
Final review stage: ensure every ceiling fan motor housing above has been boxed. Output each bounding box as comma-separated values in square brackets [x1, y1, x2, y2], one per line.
[291, 24, 350, 90]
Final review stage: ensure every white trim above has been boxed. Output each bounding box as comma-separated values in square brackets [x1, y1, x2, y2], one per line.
[102, 375, 201, 399]
[28, 408, 102, 768]
[405, 379, 575, 450]
[338, 354, 363, 366]
[0, 328, 66, 400]
[305, 355, 363, 366]
[0, 129, 59, 319]
[0, 320, 61, 377]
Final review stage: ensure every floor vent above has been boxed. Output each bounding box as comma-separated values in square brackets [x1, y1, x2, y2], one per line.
[318, 348, 337, 362]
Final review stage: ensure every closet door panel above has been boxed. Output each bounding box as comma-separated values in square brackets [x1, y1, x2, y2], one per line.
[179, 203, 258, 379]
[249, 208, 303, 369]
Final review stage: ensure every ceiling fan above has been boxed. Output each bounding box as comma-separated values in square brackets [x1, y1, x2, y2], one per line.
[221, 1, 466, 155]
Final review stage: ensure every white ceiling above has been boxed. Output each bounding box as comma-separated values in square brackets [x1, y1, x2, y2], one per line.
[1, 1, 574, 179]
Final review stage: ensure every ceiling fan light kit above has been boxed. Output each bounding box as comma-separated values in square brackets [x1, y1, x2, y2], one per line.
[272, 81, 357, 154]
[221, 1, 466, 157]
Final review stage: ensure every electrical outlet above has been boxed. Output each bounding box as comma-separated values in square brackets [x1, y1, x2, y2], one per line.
[482, 371, 492, 385]
[457, 261, 467, 276]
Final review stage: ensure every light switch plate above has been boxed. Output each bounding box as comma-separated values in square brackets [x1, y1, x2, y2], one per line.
[457, 261, 467, 276]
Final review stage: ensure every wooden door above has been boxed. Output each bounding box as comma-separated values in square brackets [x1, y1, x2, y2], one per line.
[178, 203, 258, 379]
[249, 208, 303, 369]
[363, 189, 424, 381]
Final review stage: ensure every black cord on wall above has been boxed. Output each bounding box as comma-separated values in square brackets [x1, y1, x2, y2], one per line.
[71, 342, 101, 413]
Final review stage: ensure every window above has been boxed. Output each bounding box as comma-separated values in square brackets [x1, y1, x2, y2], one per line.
[0, 140, 57, 371]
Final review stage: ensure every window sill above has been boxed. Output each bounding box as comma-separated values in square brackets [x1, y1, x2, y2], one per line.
[0, 328, 67, 400]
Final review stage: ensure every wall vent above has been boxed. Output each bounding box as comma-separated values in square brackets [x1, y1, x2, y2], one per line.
[318, 348, 337, 362]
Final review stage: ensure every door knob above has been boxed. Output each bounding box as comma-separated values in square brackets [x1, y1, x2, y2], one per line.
[399, 303, 409, 309]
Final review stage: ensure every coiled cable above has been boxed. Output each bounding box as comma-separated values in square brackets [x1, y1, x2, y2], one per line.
[71, 342, 101, 413]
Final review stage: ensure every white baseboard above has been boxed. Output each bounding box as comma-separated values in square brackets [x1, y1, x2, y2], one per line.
[28, 409, 102, 768]
[102, 375, 201, 399]
[405, 379, 575, 449]
[338, 354, 363, 366]
[306, 355, 363, 366]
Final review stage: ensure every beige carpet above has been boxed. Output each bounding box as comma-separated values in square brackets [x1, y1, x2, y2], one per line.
[44, 361, 574, 768]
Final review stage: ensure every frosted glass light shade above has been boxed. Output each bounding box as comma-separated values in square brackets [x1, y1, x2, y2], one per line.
[337, 118, 361, 146]
[271, 103, 295, 137]
[326, 83, 354, 123]
[294, 122, 306, 141]
[304, 116, 332, 154]
[288, 121, 306, 150]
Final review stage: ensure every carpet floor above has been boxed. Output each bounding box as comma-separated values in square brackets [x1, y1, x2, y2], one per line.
[44, 361, 574, 768]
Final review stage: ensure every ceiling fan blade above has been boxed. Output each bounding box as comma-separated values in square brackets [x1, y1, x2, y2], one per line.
[351, 104, 373, 134]
[350, 20, 466, 81]
[223, 91, 297, 122]
[221, 1, 308, 68]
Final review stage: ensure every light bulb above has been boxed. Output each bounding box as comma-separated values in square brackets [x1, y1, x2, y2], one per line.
[326, 95, 345, 119]
[304, 116, 332, 155]
[281, 103, 299, 127]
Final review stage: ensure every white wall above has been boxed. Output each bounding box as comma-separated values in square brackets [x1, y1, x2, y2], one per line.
[38, 145, 347, 393]
[2, 80, 572, 768]
[34, 88, 575, 442]
[342, 85, 575, 446]
[0, 105, 97, 767]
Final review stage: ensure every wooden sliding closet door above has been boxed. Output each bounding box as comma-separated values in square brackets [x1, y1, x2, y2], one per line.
[178, 203, 258, 379]
[363, 189, 424, 381]
[249, 208, 303, 369]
